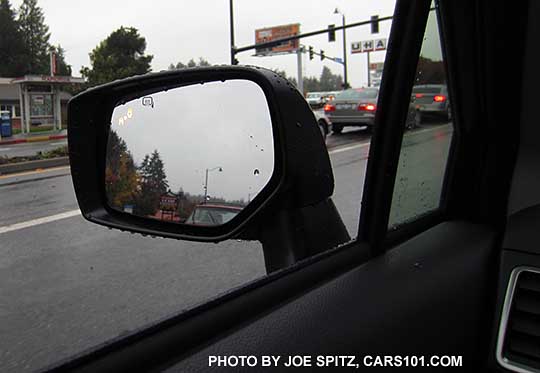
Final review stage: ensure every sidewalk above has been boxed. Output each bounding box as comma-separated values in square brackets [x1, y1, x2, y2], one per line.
[0, 129, 67, 146]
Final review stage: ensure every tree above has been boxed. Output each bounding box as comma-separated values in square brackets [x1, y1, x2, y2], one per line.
[319, 66, 343, 91]
[415, 57, 446, 85]
[168, 57, 211, 70]
[105, 130, 139, 210]
[81, 26, 153, 87]
[18, 0, 51, 74]
[134, 150, 169, 216]
[0, 0, 26, 76]
[49, 44, 72, 76]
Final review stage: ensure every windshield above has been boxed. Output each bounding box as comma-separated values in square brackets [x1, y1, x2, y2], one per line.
[412, 86, 445, 94]
[336, 88, 378, 100]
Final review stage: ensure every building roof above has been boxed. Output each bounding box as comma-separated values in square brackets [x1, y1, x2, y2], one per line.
[0, 76, 76, 102]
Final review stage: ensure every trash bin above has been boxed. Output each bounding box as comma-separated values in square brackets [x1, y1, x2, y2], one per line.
[0, 111, 12, 138]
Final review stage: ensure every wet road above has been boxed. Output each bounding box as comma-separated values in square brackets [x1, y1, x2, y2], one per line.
[0, 123, 451, 372]
[0, 139, 68, 158]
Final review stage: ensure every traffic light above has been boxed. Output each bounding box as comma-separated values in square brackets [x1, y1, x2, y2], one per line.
[309, 46, 314, 60]
[328, 24, 336, 42]
[320, 50, 325, 61]
[371, 15, 379, 34]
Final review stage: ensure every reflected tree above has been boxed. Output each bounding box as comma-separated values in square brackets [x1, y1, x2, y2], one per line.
[134, 150, 169, 216]
[105, 130, 139, 210]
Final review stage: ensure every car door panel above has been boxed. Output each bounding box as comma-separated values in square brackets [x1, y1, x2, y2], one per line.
[167, 221, 497, 372]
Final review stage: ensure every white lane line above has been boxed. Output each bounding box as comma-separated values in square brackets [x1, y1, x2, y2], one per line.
[48, 141, 67, 146]
[327, 125, 449, 155]
[0, 209, 81, 235]
[0, 147, 12, 152]
[329, 142, 370, 155]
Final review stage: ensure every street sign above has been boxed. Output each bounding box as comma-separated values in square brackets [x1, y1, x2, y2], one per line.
[351, 38, 388, 54]
[255, 23, 300, 56]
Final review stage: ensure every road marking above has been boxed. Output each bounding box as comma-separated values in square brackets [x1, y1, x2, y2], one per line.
[327, 125, 450, 155]
[0, 166, 70, 180]
[329, 142, 370, 154]
[49, 141, 67, 146]
[0, 148, 12, 152]
[0, 209, 81, 235]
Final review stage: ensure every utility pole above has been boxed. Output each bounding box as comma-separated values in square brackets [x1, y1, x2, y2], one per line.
[297, 46, 304, 94]
[367, 51, 371, 87]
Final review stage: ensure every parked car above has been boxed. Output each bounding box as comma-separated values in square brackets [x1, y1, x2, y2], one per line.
[411, 84, 451, 123]
[323, 87, 379, 133]
[184, 204, 242, 226]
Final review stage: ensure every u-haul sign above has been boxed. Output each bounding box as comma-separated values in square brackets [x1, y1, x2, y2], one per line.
[351, 38, 387, 54]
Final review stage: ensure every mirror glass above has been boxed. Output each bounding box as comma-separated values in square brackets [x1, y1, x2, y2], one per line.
[105, 79, 274, 226]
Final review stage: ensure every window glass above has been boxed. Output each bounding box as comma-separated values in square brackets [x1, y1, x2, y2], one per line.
[388, 7, 454, 228]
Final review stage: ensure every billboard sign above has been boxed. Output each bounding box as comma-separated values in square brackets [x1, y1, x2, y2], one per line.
[255, 23, 300, 56]
[351, 38, 387, 54]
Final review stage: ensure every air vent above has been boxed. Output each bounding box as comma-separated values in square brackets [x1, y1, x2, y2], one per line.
[497, 267, 540, 373]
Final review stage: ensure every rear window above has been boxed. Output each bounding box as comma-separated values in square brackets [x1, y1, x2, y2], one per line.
[336, 89, 378, 100]
[412, 86, 445, 94]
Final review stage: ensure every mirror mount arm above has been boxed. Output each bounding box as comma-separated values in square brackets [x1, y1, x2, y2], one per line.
[257, 198, 350, 273]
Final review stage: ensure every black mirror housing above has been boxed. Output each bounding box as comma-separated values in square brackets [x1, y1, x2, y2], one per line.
[68, 66, 333, 242]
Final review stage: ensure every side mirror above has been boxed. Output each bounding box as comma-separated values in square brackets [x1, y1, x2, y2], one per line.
[68, 66, 336, 243]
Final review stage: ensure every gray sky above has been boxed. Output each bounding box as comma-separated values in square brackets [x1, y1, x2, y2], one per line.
[12, 0, 397, 87]
[111, 79, 274, 202]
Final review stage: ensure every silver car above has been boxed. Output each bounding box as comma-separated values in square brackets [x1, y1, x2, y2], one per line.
[324, 88, 379, 134]
[411, 84, 451, 122]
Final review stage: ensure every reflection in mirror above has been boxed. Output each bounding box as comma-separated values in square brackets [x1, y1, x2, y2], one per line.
[105, 79, 274, 226]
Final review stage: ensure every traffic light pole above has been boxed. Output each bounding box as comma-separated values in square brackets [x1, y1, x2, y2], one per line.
[229, 0, 237, 65]
[340, 14, 348, 89]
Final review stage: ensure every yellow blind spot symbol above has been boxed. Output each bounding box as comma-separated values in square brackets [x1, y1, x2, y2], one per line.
[127, 108, 133, 119]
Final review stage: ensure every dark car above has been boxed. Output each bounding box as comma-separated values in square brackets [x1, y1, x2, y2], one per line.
[411, 84, 451, 123]
[323, 88, 379, 133]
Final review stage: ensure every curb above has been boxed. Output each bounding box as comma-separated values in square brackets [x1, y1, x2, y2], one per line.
[0, 134, 67, 146]
[0, 157, 70, 175]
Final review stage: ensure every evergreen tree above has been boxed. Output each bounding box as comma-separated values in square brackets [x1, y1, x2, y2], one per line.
[168, 57, 211, 70]
[134, 150, 169, 216]
[0, 0, 26, 76]
[18, 0, 51, 74]
[81, 26, 153, 87]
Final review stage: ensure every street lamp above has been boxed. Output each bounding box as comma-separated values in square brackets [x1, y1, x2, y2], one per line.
[334, 8, 349, 89]
[203, 166, 223, 203]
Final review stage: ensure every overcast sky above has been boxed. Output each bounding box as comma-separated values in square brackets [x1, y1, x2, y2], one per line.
[111, 79, 274, 202]
[12, 0, 398, 87]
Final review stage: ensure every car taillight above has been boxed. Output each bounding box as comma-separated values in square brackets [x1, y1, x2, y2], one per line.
[415, 93, 424, 98]
[358, 103, 377, 111]
[324, 104, 335, 112]
[433, 95, 446, 102]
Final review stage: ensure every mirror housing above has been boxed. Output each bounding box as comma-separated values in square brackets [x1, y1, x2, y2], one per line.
[68, 66, 334, 242]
